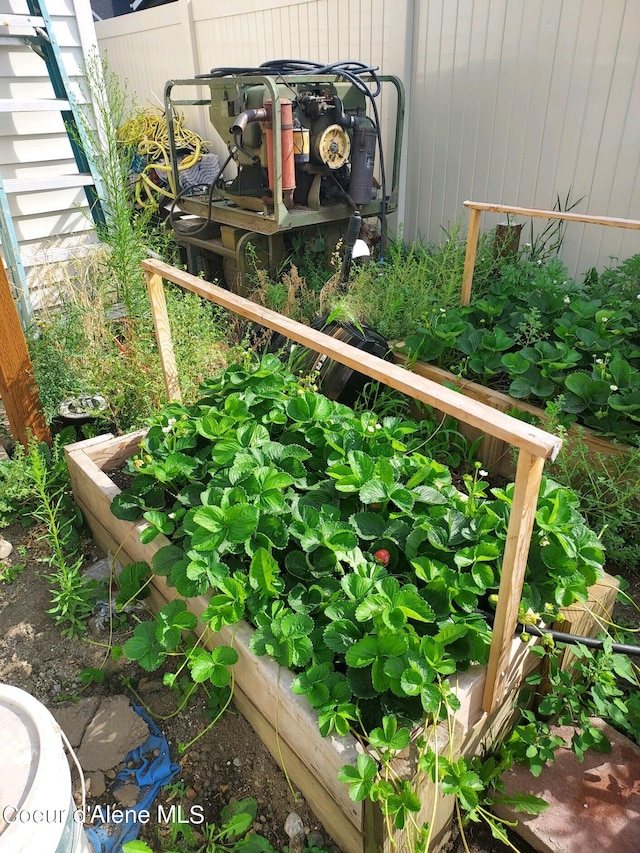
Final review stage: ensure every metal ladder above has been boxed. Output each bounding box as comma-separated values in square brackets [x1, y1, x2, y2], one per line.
[0, 1, 105, 327]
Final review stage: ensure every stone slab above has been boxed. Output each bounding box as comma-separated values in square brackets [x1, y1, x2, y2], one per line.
[86, 771, 106, 798]
[53, 696, 101, 749]
[494, 718, 640, 853]
[114, 783, 140, 808]
[77, 695, 149, 772]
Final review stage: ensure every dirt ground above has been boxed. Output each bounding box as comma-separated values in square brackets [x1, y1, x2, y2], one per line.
[0, 517, 568, 853]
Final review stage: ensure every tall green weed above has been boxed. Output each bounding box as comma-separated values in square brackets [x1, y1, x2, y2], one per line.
[326, 224, 499, 341]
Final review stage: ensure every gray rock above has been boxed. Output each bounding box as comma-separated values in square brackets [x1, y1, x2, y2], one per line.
[284, 812, 306, 853]
[53, 696, 101, 749]
[77, 695, 149, 772]
[307, 831, 326, 849]
[0, 538, 13, 559]
[86, 771, 106, 798]
[114, 783, 139, 808]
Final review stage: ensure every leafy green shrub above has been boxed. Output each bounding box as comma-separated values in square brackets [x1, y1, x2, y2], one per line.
[326, 225, 499, 342]
[0, 442, 34, 526]
[546, 421, 640, 569]
[248, 263, 326, 327]
[28, 257, 230, 435]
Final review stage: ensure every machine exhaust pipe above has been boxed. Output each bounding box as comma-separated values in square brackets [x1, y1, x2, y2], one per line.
[264, 99, 296, 209]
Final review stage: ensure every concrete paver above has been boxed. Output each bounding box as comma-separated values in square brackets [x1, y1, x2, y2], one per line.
[494, 718, 640, 853]
[76, 694, 149, 772]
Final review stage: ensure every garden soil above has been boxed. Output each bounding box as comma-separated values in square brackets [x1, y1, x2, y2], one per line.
[1, 518, 556, 853]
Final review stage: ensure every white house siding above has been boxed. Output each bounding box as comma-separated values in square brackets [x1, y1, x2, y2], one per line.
[95, 0, 640, 278]
[0, 0, 100, 309]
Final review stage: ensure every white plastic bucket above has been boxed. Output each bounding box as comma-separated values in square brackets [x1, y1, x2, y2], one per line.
[0, 684, 93, 853]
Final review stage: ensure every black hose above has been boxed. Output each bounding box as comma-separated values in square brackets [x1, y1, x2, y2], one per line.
[514, 622, 640, 657]
[478, 607, 640, 658]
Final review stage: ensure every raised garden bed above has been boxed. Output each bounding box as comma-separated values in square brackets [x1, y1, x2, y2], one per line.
[65, 429, 618, 853]
[60, 256, 623, 852]
[420, 200, 640, 479]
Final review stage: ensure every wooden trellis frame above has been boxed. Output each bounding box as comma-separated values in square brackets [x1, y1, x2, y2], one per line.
[141, 257, 562, 714]
[461, 200, 640, 306]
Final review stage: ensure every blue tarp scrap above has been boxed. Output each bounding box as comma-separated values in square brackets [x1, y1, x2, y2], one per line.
[85, 704, 180, 853]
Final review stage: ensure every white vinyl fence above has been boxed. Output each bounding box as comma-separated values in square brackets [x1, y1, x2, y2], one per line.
[96, 0, 640, 278]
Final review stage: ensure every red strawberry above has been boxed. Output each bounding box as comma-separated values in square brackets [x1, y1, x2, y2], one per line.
[373, 548, 390, 566]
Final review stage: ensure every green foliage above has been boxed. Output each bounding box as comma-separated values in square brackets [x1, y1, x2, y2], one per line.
[0, 557, 26, 584]
[27, 55, 230, 434]
[122, 797, 282, 853]
[0, 442, 35, 526]
[517, 637, 640, 753]
[325, 224, 498, 342]
[77, 53, 152, 316]
[114, 355, 603, 735]
[249, 260, 328, 327]
[544, 414, 640, 568]
[520, 190, 585, 264]
[109, 354, 610, 851]
[28, 263, 230, 434]
[405, 254, 640, 443]
[25, 430, 97, 637]
[0, 432, 101, 629]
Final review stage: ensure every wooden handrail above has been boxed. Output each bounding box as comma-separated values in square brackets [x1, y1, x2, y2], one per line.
[141, 256, 562, 713]
[460, 200, 640, 305]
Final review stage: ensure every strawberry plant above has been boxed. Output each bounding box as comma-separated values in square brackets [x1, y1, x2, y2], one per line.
[112, 352, 604, 842]
[404, 255, 640, 443]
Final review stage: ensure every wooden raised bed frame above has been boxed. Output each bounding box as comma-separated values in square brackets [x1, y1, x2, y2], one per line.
[65, 258, 619, 852]
[396, 357, 631, 480]
[66, 431, 617, 853]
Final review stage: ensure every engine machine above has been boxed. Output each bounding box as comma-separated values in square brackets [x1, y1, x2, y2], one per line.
[164, 62, 404, 292]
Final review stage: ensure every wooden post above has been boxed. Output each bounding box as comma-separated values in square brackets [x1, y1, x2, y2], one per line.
[461, 205, 481, 305]
[482, 449, 546, 713]
[145, 270, 182, 402]
[0, 263, 50, 447]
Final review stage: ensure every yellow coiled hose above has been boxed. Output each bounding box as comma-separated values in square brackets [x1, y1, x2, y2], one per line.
[117, 108, 208, 209]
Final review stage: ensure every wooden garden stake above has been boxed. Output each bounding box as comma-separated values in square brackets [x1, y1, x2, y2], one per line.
[0, 263, 50, 447]
[482, 449, 546, 713]
[461, 205, 481, 306]
[146, 270, 182, 402]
